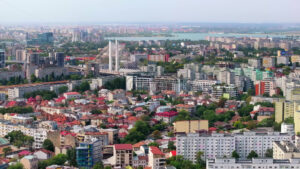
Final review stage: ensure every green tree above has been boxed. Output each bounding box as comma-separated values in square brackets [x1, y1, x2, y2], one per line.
[265, 149, 273, 158]
[247, 150, 258, 159]
[67, 148, 77, 167]
[74, 81, 90, 93]
[174, 110, 191, 121]
[246, 121, 257, 130]
[3, 146, 12, 157]
[91, 109, 103, 115]
[103, 77, 126, 90]
[8, 162, 23, 169]
[42, 139, 54, 152]
[166, 156, 196, 169]
[49, 154, 68, 165]
[168, 141, 176, 151]
[148, 142, 160, 148]
[196, 151, 205, 167]
[233, 121, 245, 129]
[5, 131, 34, 148]
[122, 120, 151, 143]
[58, 86, 68, 94]
[93, 161, 103, 169]
[231, 150, 240, 159]
[152, 130, 162, 140]
[283, 117, 294, 124]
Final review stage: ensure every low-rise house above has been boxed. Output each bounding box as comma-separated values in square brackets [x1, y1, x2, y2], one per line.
[20, 155, 39, 169]
[155, 111, 178, 123]
[33, 149, 54, 160]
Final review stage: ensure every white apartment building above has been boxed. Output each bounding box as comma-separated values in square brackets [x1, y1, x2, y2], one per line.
[273, 141, 300, 160]
[0, 120, 47, 149]
[234, 132, 291, 158]
[281, 123, 294, 135]
[177, 133, 235, 163]
[177, 68, 195, 80]
[7, 82, 68, 100]
[218, 70, 235, 85]
[148, 146, 166, 169]
[188, 80, 218, 92]
[177, 132, 292, 162]
[207, 158, 300, 169]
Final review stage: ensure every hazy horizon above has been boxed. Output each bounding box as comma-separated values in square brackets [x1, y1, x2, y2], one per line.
[0, 0, 299, 24]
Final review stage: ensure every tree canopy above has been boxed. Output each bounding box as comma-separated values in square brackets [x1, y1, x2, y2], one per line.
[42, 139, 54, 152]
[5, 131, 34, 148]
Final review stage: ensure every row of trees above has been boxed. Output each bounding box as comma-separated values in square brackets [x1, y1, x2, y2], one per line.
[31, 73, 84, 84]
[232, 149, 273, 159]
[0, 106, 33, 115]
[24, 90, 57, 100]
[166, 152, 205, 169]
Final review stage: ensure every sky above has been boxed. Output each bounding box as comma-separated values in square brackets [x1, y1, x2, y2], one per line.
[0, 0, 299, 24]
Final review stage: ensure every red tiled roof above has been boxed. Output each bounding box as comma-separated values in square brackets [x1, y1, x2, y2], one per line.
[151, 95, 164, 99]
[60, 131, 76, 137]
[134, 107, 144, 112]
[258, 107, 274, 112]
[150, 146, 164, 156]
[55, 96, 66, 103]
[115, 144, 132, 150]
[35, 149, 54, 155]
[155, 111, 178, 117]
[18, 150, 31, 156]
[64, 92, 80, 96]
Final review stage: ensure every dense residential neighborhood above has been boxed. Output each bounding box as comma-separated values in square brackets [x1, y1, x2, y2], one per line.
[1, 19, 300, 169]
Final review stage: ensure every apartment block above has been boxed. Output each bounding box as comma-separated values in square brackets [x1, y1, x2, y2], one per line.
[177, 132, 292, 162]
[273, 141, 300, 159]
[207, 158, 300, 169]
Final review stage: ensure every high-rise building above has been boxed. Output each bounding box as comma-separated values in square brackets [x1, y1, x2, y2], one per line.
[27, 32, 54, 46]
[275, 100, 294, 123]
[27, 53, 40, 65]
[76, 138, 102, 168]
[0, 49, 5, 68]
[112, 144, 133, 168]
[54, 52, 65, 67]
[293, 101, 300, 135]
[15, 50, 27, 62]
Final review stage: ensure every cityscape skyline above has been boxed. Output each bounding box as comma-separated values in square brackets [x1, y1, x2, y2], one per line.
[0, 0, 299, 24]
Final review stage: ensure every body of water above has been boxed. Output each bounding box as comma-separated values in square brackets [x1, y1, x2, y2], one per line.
[105, 33, 286, 41]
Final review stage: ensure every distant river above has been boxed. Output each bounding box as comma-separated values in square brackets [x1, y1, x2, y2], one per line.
[105, 33, 286, 41]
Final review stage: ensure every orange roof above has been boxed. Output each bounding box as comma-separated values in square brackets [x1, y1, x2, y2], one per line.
[150, 146, 164, 156]
[128, 116, 138, 122]
[133, 141, 146, 148]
